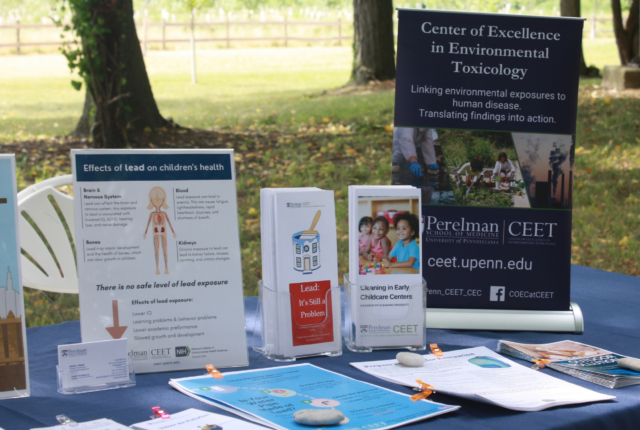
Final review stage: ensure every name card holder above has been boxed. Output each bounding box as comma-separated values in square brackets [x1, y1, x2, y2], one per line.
[57, 358, 136, 395]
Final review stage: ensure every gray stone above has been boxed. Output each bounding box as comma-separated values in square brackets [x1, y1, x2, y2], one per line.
[618, 357, 640, 372]
[397, 351, 425, 367]
[602, 66, 640, 90]
[294, 409, 345, 426]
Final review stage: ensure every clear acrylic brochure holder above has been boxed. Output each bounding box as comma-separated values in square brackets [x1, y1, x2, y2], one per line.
[253, 280, 342, 362]
[343, 273, 427, 352]
[56, 357, 136, 395]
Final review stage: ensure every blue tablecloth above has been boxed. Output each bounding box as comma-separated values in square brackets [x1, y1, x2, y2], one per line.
[2, 265, 640, 430]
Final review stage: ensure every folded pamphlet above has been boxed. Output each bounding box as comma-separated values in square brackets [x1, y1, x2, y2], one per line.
[259, 188, 341, 358]
[498, 339, 640, 389]
[348, 185, 424, 348]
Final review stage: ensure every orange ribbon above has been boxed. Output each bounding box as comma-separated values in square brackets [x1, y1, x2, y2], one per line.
[531, 359, 551, 370]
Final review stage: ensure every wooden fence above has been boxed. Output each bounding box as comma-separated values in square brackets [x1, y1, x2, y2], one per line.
[0, 19, 352, 53]
[0, 16, 623, 54]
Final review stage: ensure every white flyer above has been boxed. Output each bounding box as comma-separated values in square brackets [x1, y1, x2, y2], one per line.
[348, 186, 423, 348]
[131, 408, 268, 430]
[351, 346, 615, 411]
[31, 418, 130, 430]
[57, 339, 129, 389]
[72, 149, 248, 373]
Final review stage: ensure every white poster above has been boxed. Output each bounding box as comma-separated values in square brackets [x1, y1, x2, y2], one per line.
[72, 149, 248, 373]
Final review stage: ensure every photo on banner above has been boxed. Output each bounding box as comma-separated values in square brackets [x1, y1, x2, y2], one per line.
[393, 9, 583, 311]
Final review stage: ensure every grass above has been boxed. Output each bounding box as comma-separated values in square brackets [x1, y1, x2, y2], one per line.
[0, 39, 637, 326]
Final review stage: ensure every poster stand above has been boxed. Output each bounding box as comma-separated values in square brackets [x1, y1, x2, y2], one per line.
[252, 281, 342, 362]
[343, 275, 427, 353]
[56, 358, 136, 395]
[425, 303, 584, 333]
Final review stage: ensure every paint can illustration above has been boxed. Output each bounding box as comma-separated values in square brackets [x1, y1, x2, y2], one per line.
[292, 211, 322, 274]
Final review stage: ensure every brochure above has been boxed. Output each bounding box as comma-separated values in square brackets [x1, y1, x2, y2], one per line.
[259, 188, 341, 358]
[393, 9, 584, 311]
[348, 186, 423, 348]
[351, 346, 614, 411]
[499, 340, 640, 388]
[169, 363, 459, 430]
[0, 154, 30, 399]
[131, 408, 268, 430]
[72, 149, 248, 373]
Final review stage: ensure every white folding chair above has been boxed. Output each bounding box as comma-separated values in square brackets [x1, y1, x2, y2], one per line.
[16, 175, 78, 294]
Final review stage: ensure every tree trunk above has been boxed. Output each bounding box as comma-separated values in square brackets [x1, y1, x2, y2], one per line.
[119, 0, 171, 133]
[560, 0, 594, 76]
[78, 0, 171, 148]
[612, 0, 639, 64]
[69, 89, 93, 138]
[350, 0, 396, 84]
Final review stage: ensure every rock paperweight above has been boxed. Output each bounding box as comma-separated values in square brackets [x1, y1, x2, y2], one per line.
[397, 351, 425, 367]
[618, 357, 640, 372]
[294, 409, 345, 426]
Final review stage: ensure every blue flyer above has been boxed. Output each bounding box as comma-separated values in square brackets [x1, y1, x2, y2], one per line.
[169, 363, 458, 430]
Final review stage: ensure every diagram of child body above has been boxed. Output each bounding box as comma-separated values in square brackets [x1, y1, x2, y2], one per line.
[143, 187, 176, 274]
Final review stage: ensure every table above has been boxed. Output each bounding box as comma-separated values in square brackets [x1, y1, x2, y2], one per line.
[2, 265, 640, 430]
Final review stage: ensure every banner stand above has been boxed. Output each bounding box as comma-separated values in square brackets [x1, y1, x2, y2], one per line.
[426, 302, 584, 333]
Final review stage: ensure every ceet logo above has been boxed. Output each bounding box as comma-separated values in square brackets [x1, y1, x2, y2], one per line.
[490, 286, 506, 302]
[151, 348, 172, 356]
[393, 325, 419, 333]
[175, 346, 191, 357]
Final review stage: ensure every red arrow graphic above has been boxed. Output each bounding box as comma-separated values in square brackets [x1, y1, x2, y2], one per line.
[106, 300, 128, 339]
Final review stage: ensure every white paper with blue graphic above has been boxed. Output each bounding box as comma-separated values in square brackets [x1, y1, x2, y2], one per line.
[169, 363, 459, 430]
[0, 154, 29, 399]
[72, 149, 248, 374]
[351, 346, 614, 411]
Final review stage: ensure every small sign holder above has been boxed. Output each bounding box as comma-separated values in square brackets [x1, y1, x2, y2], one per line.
[56, 358, 136, 395]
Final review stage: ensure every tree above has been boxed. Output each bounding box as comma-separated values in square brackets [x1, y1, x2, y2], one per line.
[350, 0, 396, 84]
[560, 0, 599, 76]
[611, 0, 639, 64]
[57, 0, 171, 148]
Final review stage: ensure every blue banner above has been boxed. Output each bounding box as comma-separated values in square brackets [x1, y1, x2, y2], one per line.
[393, 10, 582, 311]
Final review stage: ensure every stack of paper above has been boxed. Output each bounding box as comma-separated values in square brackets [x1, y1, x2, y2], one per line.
[259, 188, 341, 359]
[351, 346, 615, 411]
[347, 186, 423, 348]
[499, 340, 640, 389]
[131, 408, 267, 430]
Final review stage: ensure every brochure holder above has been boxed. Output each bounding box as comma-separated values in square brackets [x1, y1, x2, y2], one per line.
[253, 281, 342, 362]
[56, 358, 136, 395]
[343, 274, 427, 353]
